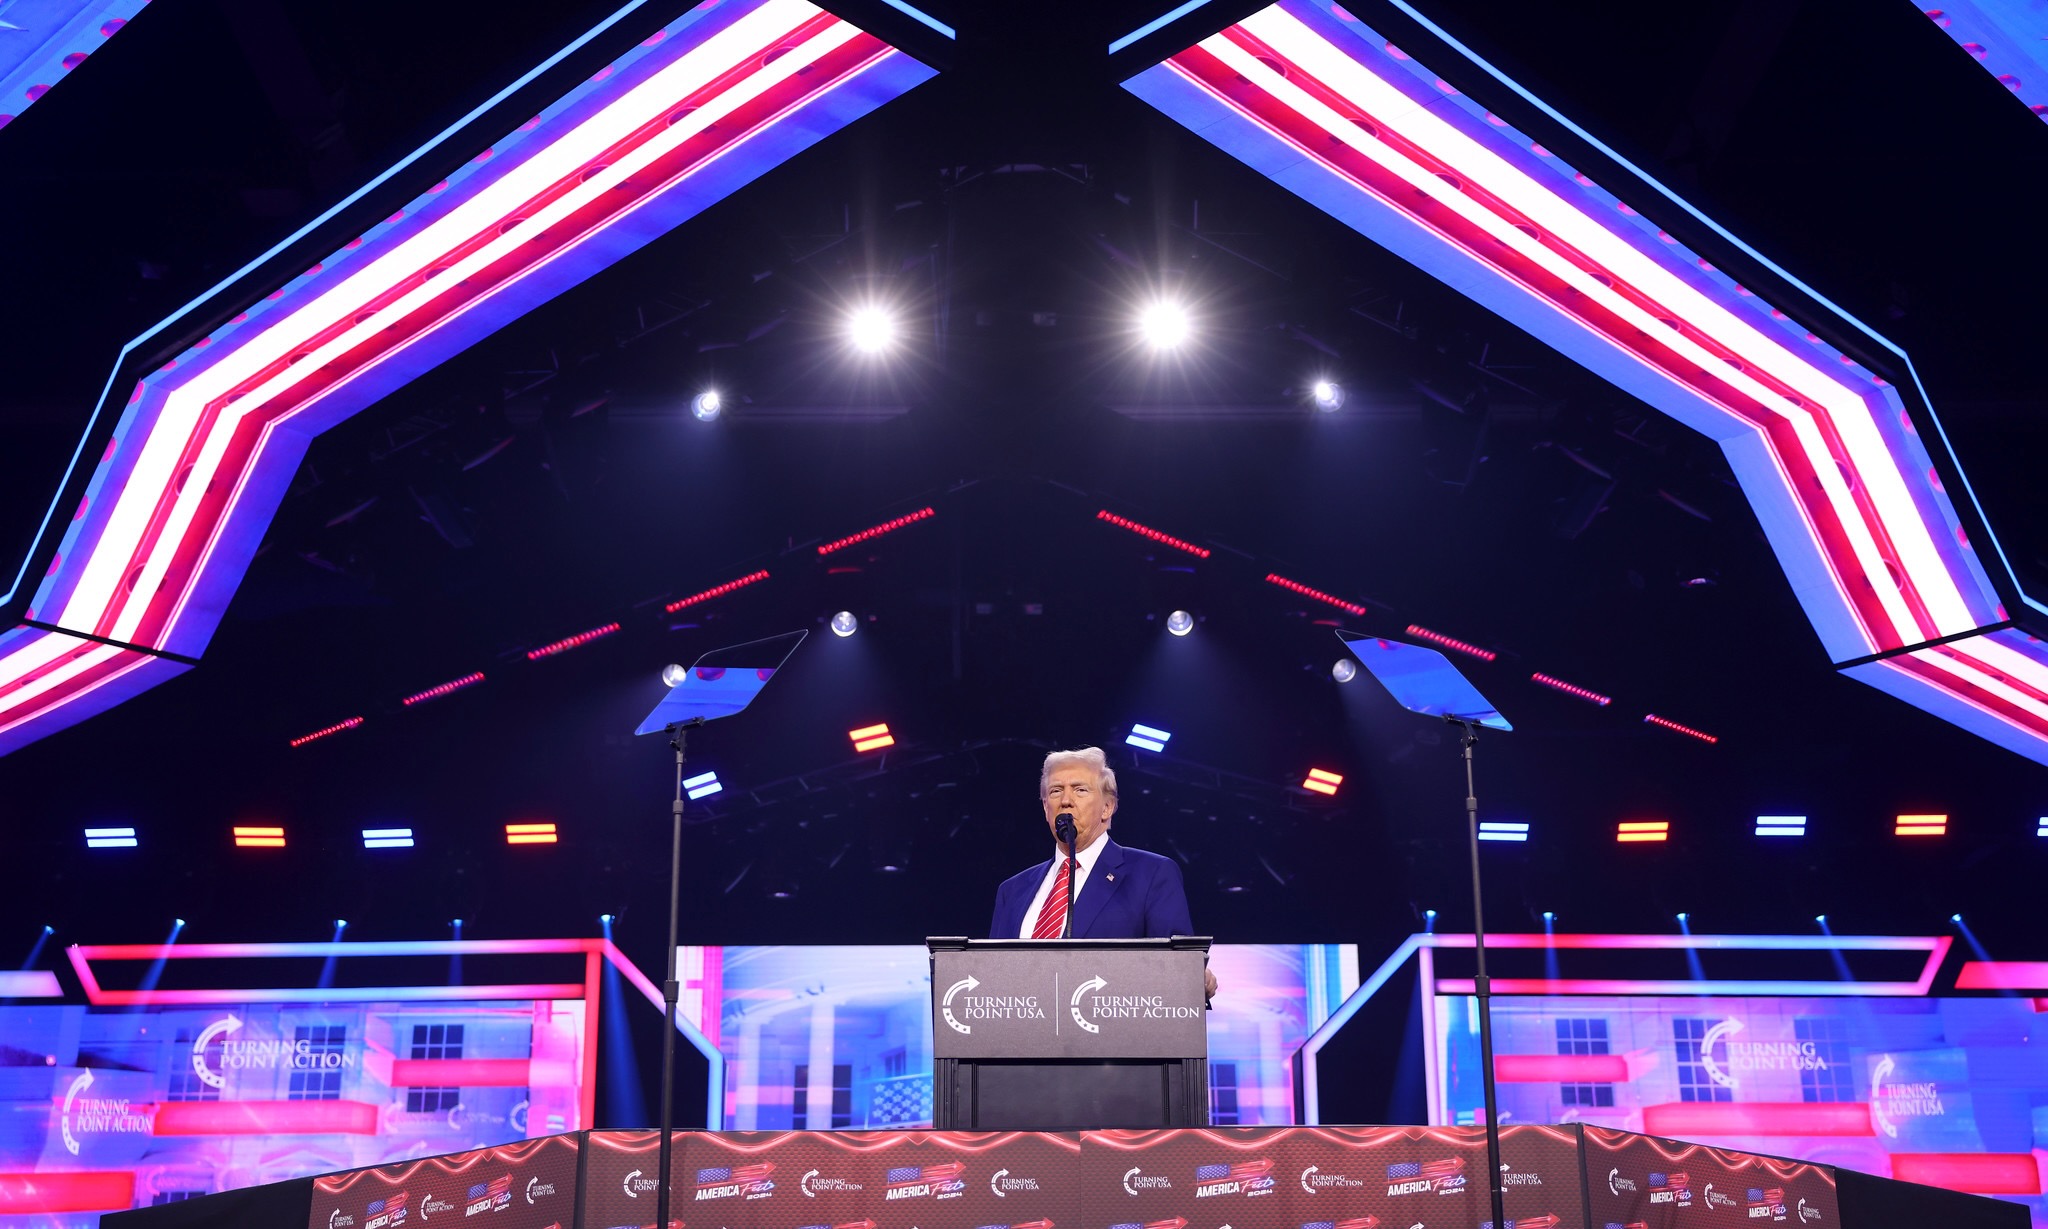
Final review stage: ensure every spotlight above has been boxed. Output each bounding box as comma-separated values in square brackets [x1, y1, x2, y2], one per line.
[1815, 914, 1827, 925]
[1312, 379, 1345, 411]
[600, 913, 616, 925]
[1541, 911, 1555, 922]
[173, 919, 186, 928]
[334, 919, 348, 930]
[661, 663, 687, 687]
[1166, 610, 1194, 636]
[1951, 913, 1963, 924]
[1677, 912, 1690, 923]
[690, 390, 722, 422]
[830, 611, 858, 637]
[43, 925, 54, 935]
[847, 304, 897, 354]
[1137, 298, 1192, 350]
[1332, 658, 1357, 683]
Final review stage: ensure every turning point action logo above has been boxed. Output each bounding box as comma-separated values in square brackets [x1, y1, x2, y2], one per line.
[1300, 1165, 1365, 1193]
[800, 1169, 865, 1197]
[190, 1015, 355, 1089]
[1070, 975, 1199, 1034]
[58, 1069, 154, 1156]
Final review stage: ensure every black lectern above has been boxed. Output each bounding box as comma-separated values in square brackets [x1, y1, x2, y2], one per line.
[927, 936, 1211, 1130]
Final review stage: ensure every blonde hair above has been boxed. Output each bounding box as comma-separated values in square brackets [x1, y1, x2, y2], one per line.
[1040, 745, 1118, 800]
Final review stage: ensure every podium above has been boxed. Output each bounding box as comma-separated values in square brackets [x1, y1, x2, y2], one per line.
[927, 936, 1211, 1130]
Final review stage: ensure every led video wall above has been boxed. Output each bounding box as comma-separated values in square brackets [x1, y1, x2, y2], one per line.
[675, 943, 1358, 1130]
[0, 998, 585, 1226]
[1434, 994, 2048, 1225]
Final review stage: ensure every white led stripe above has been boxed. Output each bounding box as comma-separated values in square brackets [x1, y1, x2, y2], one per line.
[1907, 646, 2048, 724]
[1201, 31, 1923, 647]
[0, 627, 90, 690]
[0, 641, 129, 729]
[98, 10, 858, 645]
[59, 0, 832, 635]
[1958, 637, 2048, 697]
[1239, 10, 1974, 639]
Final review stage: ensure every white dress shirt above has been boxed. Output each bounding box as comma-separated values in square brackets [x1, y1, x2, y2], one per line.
[1018, 836, 1108, 938]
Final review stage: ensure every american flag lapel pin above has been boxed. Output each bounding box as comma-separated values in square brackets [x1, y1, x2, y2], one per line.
[1106, 873, 1115, 882]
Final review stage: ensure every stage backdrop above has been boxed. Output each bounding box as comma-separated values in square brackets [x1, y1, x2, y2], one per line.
[1434, 993, 2048, 1226]
[675, 943, 1358, 1129]
[0, 997, 585, 1226]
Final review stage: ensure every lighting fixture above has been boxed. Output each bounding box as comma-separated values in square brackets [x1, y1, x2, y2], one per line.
[665, 569, 770, 612]
[1137, 298, 1192, 349]
[233, 826, 285, 848]
[1815, 915, 1828, 925]
[84, 826, 137, 849]
[290, 717, 364, 747]
[400, 672, 484, 707]
[1677, 913, 1690, 923]
[505, 822, 558, 845]
[1405, 624, 1497, 661]
[690, 390, 722, 421]
[1616, 820, 1670, 843]
[526, 622, 620, 660]
[1951, 914, 1963, 924]
[600, 913, 615, 925]
[362, 827, 414, 849]
[816, 506, 935, 555]
[849, 722, 895, 753]
[1755, 815, 1807, 837]
[1096, 510, 1210, 558]
[847, 304, 898, 353]
[1332, 658, 1357, 682]
[1126, 723, 1173, 752]
[1530, 673, 1611, 706]
[1541, 911, 1555, 922]
[1263, 573, 1366, 616]
[830, 611, 859, 637]
[1895, 813, 1947, 837]
[2038, 817, 2048, 838]
[1477, 821, 1529, 842]
[1166, 610, 1194, 636]
[660, 663, 687, 687]
[1644, 713, 1719, 744]
[1312, 379, 1345, 411]
[334, 919, 348, 931]
[1301, 767, 1343, 796]
[684, 770, 722, 800]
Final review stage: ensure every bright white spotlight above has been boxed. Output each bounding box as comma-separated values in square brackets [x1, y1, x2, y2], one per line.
[1138, 299, 1192, 350]
[847, 305, 897, 354]
[830, 611, 859, 637]
[334, 919, 348, 930]
[1312, 379, 1345, 412]
[690, 390, 722, 421]
[660, 663, 687, 688]
[1166, 610, 1194, 636]
[1332, 658, 1357, 682]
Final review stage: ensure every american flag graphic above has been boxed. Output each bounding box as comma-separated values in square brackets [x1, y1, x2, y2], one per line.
[885, 1163, 965, 1186]
[1195, 1159, 1273, 1181]
[1649, 1171, 1690, 1190]
[1302, 1218, 1381, 1229]
[1481, 1217, 1559, 1229]
[1747, 1188, 1785, 1206]
[1387, 1157, 1463, 1180]
[697, 1164, 774, 1185]
[467, 1184, 489, 1201]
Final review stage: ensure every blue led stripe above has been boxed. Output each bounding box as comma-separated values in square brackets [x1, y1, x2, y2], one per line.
[1110, 0, 1217, 54]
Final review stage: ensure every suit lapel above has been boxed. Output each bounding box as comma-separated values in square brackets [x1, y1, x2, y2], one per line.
[1013, 856, 1057, 935]
[1069, 839, 1127, 938]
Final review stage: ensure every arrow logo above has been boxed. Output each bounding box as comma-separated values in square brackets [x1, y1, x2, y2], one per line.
[1608, 1167, 1620, 1197]
[1070, 974, 1106, 1034]
[991, 1168, 1009, 1197]
[192, 1014, 242, 1090]
[1700, 1017, 1743, 1089]
[1871, 1054, 1898, 1138]
[625, 1169, 643, 1198]
[61, 1069, 92, 1155]
[1301, 1165, 1318, 1193]
[942, 975, 979, 1035]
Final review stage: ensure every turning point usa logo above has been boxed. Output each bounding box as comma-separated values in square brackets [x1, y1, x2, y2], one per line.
[1194, 1159, 1274, 1198]
[1386, 1157, 1465, 1196]
[883, 1163, 966, 1200]
[695, 1163, 776, 1201]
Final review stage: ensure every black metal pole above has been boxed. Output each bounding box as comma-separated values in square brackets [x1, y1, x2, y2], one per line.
[1458, 721, 1509, 1229]
[656, 722, 693, 1229]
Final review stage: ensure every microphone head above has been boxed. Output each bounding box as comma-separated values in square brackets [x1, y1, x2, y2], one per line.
[1054, 813, 1078, 846]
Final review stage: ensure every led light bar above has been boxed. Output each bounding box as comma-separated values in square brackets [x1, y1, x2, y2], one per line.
[1617, 820, 1670, 843]
[1302, 767, 1343, 796]
[1096, 510, 1212, 558]
[816, 506, 935, 555]
[0, 2, 150, 135]
[0, 0, 936, 758]
[1529, 672, 1611, 706]
[666, 569, 771, 613]
[1755, 815, 1808, 837]
[684, 770, 723, 800]
[2037, 816, 2048, 838]
[526, 623, 621, 660]
[1126, 722, 1173, 752]
[290, 716, 364, 747]
[233, 826, 286, 848]
[1645, 714, 1719, 744]
[362, 827, 415, 849]
[1404, 624, 1497, 662]
[1477, 821, 1529, 842]
[1895, 813, 1948, 837]
[505, 822, 558, 845]
[84, 826, 137, 848]
[1129, 4, 2048, 767]
[848, 722, 895, 753]
[1264, 573, 1365, 616]
[400, 671, 485, 707]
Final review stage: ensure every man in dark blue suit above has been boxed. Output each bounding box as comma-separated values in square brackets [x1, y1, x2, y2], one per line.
[990, 746, 1216, 996]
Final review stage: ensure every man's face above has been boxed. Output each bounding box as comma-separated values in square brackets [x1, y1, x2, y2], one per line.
[1042, 764, 1115, 851]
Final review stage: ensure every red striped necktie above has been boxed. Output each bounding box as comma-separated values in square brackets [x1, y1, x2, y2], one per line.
[1030, 857, 1072, 939]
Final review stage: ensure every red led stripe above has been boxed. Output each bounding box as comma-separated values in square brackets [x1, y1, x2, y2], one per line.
[1096, 510, 1211, 558]
[290, 716, 363, 747]
[400, 671, 485, 706]
[1264, 573, 1366, 615]
[665, 569, 771, 613]
[526, 622, 620, 660]
[817, 507, 935, 555]
[1644, 713, 1719, 744]
[1530, 672, 1611, 706]
[1405, 624, 1496, 661]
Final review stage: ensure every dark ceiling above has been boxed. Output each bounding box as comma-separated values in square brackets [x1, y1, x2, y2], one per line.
[2, 0, 2045, 984]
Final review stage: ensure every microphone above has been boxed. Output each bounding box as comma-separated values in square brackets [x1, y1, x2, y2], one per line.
[1054, 812, 1077, 849]
[1053, 810, 1079, 939]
